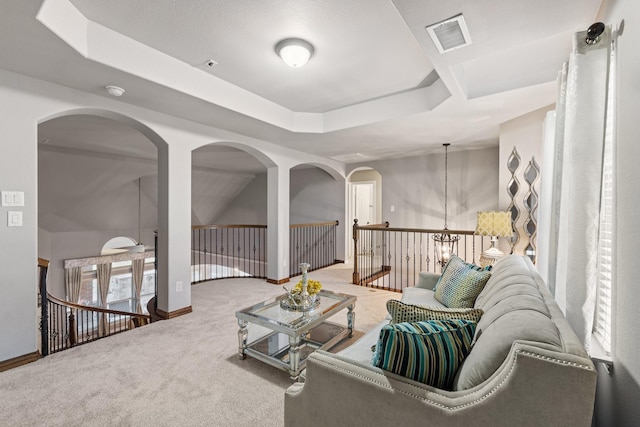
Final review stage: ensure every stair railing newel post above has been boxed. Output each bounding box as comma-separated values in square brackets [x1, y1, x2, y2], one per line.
[68, 312, 77, 346]
[352, 219, 360, 285]
[154, 230, 158, 311]
[38, 259, 50, 357]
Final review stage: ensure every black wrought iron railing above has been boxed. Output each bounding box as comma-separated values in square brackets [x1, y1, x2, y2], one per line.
[352, 219, 492, 292]
[191, 224, 268, 283]
[191, 221, 341, 283]
[38, 259, 151, 356]
[289, 220, 340, 277]
[45, 295, 151, 354]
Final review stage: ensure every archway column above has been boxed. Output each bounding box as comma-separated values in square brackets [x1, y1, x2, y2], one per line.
[267, 165, 290, 283]
[156, 142, 192, 317]
[0, 111, 38, 362]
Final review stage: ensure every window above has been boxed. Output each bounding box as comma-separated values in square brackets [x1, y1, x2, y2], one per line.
[78, 258, 155, 314]
[593, 42, 616, 356]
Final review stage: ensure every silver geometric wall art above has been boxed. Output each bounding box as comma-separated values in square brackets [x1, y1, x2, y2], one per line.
[523, 157, 540, 263]
[506, 147, 521, 254]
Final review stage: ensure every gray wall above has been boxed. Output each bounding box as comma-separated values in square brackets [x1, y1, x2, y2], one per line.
[214, 167, 346, 227]
[594, 2, 640, 425]
[213, 173, 268, 225]
[349, 146, 500, 230]
[290, 167, 344, 225]
[191, 169, 255, 226]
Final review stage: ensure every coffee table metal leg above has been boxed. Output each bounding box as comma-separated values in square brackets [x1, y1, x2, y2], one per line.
[237, 319, 248, 360]
[289, 334, 302, 379]
[347, 304, 355, 338]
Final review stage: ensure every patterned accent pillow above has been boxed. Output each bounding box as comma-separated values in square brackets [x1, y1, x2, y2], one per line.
[386, 300, 484, 324]
[433, 258, 491, 291]
[434, 256, 492, 308]
[372, 319, 476, 390]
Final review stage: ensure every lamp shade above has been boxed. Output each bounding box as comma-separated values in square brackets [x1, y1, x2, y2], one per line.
[475, 211, 513, 237]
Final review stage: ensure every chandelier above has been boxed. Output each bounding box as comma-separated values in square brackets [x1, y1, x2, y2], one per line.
[432, 143, 459, 266]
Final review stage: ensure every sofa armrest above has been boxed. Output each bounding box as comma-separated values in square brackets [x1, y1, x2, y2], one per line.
[284, 343, 596, 427]
[416, 271, 440, 290]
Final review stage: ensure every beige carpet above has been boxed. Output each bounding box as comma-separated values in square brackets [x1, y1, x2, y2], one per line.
[0, 264, 397, 426]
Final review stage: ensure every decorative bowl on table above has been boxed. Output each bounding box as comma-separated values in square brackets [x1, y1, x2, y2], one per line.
[280, 263, 322, 311]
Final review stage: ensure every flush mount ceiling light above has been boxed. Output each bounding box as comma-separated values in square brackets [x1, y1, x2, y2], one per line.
[426, 14, 472, 54]
[275, 38, 314, 68]
[105, 85, 125, 97]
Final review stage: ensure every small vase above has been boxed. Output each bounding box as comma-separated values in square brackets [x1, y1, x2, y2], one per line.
[299, 263, 311, 308]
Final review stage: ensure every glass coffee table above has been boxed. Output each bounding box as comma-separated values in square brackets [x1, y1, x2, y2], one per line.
[236, 289, 356, 379]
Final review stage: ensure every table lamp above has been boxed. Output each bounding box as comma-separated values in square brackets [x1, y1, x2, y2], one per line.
[475, 211, 513, 267]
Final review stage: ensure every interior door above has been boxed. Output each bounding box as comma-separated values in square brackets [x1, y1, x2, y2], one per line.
[354, 182, 374, 226]
[348, 182, 376, 259]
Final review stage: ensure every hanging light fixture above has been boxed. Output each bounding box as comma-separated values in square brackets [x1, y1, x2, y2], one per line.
[432, 143, 459, 266]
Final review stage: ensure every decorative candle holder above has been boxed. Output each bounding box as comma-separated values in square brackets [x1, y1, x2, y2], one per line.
[298, 262, 311, 309]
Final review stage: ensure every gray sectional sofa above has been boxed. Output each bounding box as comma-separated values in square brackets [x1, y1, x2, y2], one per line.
[284, 255, 597, 426]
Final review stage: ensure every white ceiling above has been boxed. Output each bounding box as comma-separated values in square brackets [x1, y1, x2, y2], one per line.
[3, 0, 603, 166]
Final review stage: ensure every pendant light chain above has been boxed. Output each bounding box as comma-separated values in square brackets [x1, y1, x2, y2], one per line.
[432, 143, 458, 266]
[443, 143, 450, 230]
[138, 177, 142, 245]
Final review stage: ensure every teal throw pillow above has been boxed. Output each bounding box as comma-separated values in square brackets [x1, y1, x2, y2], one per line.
[434, 256, 491, 291]
[372, 319, 476, 390]
[434, 255, 491, 308]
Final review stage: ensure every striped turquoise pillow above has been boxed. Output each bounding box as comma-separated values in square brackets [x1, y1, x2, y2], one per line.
[372, 319, 476, 390]
[434, 255, 492, 308]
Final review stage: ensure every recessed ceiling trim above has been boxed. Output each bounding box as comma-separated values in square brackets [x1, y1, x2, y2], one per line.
[36, 0, 448, 136]
[426, 14, 472, 54]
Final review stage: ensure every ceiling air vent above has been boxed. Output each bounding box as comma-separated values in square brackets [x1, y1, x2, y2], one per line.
[426, 14, 472, 54]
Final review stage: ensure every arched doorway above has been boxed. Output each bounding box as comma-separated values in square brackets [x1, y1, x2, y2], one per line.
[289, 163, 346, 275]
[190, 142, 277, 282]
[38, 112, 161, 302]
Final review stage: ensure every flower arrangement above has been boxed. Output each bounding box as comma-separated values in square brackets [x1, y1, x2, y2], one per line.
[294, 279, 322, 295]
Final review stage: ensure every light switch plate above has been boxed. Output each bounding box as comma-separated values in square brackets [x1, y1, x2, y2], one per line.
[8, 211, 23, 227]
[2, 191, 24, 207]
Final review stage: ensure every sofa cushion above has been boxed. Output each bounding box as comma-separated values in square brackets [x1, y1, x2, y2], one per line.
[474, 256, 531, 308]
[474, 282, 543, 313]
[454, 310, 562, 390]
[434, 256, 492, 308]
[386, 300, 484, 324]
[372, 319, 476, 390]
[401, 287, 443, 307]
[475, 294, 551, 334]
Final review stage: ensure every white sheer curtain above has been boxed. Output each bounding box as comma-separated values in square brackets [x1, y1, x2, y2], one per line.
[97, 262, 112, 336]
[65, 266, 83, 303]
[538, 26, 612, 352]
[132, 259, 145, 313]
